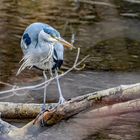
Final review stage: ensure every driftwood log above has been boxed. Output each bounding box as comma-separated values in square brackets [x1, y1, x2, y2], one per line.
[0, 83, 139, 119]
[0, 102, 56, 119]
[34, 83, 140, 126]
[0, 83, 140, 139]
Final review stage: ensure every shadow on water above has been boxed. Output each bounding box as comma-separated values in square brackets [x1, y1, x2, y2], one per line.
[0, 0, 140, 139]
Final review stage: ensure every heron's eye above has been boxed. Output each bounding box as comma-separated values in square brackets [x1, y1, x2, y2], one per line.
[23, 33, 31, 46]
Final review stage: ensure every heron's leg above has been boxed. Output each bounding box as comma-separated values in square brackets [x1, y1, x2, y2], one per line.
[42, 71, 48, 111]
[55, 69, 65, 104]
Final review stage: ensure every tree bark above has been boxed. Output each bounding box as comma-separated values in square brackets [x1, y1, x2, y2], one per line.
[0, 83, 139, 119]
[8, 98, 140, 139]
[0, 102, 56, 119]
[0, 83, 140, 138]
[35, 83, 140, 126]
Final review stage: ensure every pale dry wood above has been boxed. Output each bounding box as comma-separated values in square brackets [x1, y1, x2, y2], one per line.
[0, 102, 56, 119]
[8, 98, 140, 139]
[35, 83, 140, 126]
[1, 83, 140, 138]
[77, 98, 140, 118]
[0, 83, 139, 119]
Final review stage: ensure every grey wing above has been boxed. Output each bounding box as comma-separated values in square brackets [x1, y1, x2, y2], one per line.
[17, 32, 35, 75]
[53, 43, 64, 61]
[52, 43, 64, 70]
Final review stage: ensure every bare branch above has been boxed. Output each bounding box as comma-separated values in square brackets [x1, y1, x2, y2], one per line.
[0, 48, 88, 97]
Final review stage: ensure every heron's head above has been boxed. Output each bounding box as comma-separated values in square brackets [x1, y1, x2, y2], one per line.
[39, 28, 75, 50]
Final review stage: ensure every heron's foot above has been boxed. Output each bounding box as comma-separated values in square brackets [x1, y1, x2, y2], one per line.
[42, 103, 55, 111]
[58, 96, 66, 105]
[41, 104, 47, 112]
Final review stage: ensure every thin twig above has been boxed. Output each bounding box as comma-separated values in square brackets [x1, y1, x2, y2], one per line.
[0, 48, 89, 95]
[0, 82, 13, 87]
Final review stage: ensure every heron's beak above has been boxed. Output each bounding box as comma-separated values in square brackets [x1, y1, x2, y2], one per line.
[55, 37, 75, 49]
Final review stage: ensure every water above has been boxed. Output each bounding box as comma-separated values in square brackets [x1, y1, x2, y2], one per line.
[0, 0, 140, 139]
[0, 0, 140, 84]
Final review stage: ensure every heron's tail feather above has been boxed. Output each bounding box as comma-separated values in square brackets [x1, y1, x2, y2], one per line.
[19, 55, 27, 63]
[16, 55, 32, 75]
[17, 44, 54, 75]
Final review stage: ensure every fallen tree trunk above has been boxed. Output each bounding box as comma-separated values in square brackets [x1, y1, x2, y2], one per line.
[8, 98, 140, 139]
[35, 83, 140, 126]
[0, 83, 140, 137]
[6, 83, 140, 139]
[0, 83, 140, 119]
[0, 102, 56, 119]
[78, 98, 140, 118]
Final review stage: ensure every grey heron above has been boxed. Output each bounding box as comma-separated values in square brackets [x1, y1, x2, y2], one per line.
[17, 22, 74, 111]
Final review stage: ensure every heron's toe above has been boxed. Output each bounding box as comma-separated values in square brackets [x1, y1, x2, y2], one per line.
[58, 97, 66, 105]
[41, 104, 47, 112]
